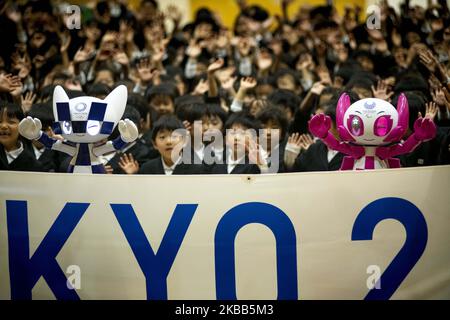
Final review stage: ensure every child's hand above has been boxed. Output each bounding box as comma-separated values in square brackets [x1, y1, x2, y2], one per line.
[240, 77, 257, 90]
[285, 133, 302, 156]
[425, 102, 438, 121]
[118, 119, 139, 143]
[207, 58, 224, 74]
[19, 116, 42, 140]
[104, 164, 114, 174]
[21, 91, 36, 113]
[118, 153, 139, 174]
[299, 134, 314, 151]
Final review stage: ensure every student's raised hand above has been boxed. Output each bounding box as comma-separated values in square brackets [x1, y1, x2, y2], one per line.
[118, 119, 139, 143]
[192, 78, 209, 95]
[285, 133, 302, 156]
[207, 58, 224, 74]
[371, 80, 394, 102]
[0, 73, 21, 93]
[425, 102, 438, 121]
[21, 91, 36, 113]
[240, 77, 257, 90]
[18, 116, 42, 140]
[118, 153, 139, 174]
[245, 136, 267, 166]
[299, 134, 314, 151]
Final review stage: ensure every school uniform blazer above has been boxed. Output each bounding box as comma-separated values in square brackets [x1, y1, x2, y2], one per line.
[292, 140, 344, 172]
[397, 126, 448, 167]
[209, 155, 261, 174]
[138, 156, 206, 175]
[108, 139, 155, 174]
[0, 144, 45, 172]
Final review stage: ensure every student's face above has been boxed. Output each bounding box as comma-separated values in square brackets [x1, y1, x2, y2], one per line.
[151, 96, 175, 116]
[226, 124, 251, 156]
[95, 70, 114, 87]
[260, 120, 281, 150]
[153, 129, 184, 162]
[201, 115, 223, 133]
[30, 32, 46, 49]
[277, 74, 296, 91]
[357, 57, 374, 72]
[0, 109, 20, 149]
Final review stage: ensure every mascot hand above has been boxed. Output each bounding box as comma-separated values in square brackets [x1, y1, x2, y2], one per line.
[308, 114, 331, 139]
[19, 116, 42, 140]
[413, 117, 436, 142]
[118, 119, 139, 143]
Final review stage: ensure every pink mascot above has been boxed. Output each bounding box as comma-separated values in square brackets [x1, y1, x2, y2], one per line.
[308, 93, 436, 170]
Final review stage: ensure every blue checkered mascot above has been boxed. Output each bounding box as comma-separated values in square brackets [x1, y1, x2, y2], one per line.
[18, 85, 138, 173]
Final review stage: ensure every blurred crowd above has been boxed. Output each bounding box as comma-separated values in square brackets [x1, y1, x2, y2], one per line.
[0, 0, 449, 174]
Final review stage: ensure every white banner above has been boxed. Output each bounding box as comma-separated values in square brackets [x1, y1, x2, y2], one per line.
[1, 166, 449, 300]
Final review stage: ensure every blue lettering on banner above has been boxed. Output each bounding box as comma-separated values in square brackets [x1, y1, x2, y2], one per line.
[214, 202, 298, 300]
[110, 203, 198, 300]
[6, 200, 89, 300]
[352, 197, 428, 300]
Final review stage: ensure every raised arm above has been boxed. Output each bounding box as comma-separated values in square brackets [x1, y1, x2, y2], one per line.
[18, 116, 76, 156]
[309, 114, 364, 158]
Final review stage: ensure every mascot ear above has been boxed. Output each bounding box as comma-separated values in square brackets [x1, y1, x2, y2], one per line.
[103, 85, 128, 123]
[53, 85, 70, 122]
[336, 92, 351, 129]
[383, 93, 409, 142]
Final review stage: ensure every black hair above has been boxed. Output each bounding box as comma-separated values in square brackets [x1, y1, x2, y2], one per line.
[205, 103, 227, 127]
[225, 112, 261, 131]
[174, 94, 204, 111]
[27, 102, 54, 129]
[122, 105, 141, 126]
[176, 103, 207, 123]
[268, 89, 301, 114]
[146, 83, 179, 103]
[87, 83, 111, 97]
[151, 115, 186, 141]
[0, 102, 24, 121]
[256, 106, 289, 139]
[274, 68, 301, 86]
[392, 92, 425, 130]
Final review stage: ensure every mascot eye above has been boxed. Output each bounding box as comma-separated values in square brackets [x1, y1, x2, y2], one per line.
[86, 120, 100, 135]
[62, 121, 72, 134]
[374, 116, 393, 136]
[348, 115, 364, 136]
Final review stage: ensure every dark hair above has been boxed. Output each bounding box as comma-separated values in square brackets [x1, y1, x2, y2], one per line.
[392, 92, 425, 130]
[256, 106, 289, 140]
[122, 105, 141, 126]
[0, 102, 24, 121]
[87, 83, 111, 97]
[225, 112, 261, 131]
[151, 115, 185, 141]
[205, 103, 227, 127]
[268, 89, 301, 114]
[146, 83, 179, 103]
[176, 103, 206, 123]
[27, 102, 54, 129]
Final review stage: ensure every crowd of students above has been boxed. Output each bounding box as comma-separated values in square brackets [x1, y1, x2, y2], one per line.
[1, 0, 450, 174]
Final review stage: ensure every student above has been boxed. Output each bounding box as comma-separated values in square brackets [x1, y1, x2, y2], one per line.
[27, 102, 69, 172]
[0, 102, 44, 172]
[119, 115, 205, 175]
[210, 112, 262, 174]
[256, 106, 288, 173]
[292, 104, 344, 172]
[105, 105, 154, 174]
[146, 83, 179, 118]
